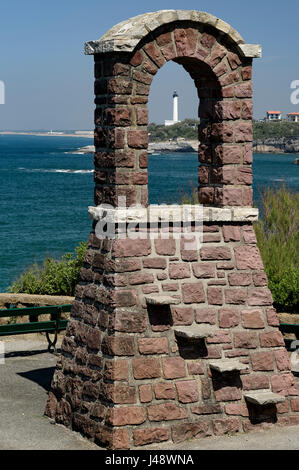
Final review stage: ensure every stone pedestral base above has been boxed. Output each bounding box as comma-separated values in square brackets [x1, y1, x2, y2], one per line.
[45, 213, 299, 449]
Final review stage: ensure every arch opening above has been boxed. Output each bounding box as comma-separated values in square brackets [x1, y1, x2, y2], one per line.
[47, 13, 286, 455]
[147, 59, 199, 205]
[92, 19, 254, 209]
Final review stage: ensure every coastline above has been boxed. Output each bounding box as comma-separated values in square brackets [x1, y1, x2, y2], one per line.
[253, 138, 299, 154]
[1, 132, 299, 156]
[72, 141, 299, 156]
[0, 131, 93, 139]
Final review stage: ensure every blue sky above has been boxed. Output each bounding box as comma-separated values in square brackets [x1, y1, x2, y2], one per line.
[0, 0, 298, 129]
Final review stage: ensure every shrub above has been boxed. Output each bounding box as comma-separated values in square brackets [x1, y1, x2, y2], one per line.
[7, 241, 87, 296]
[149, 119, 199, 142]
[180, 185, 199, 205]
[148, 119, 299, 142]
[254, 185, 299, 312]
[179, 184, 299, 312]
[253, 120, 299, 140]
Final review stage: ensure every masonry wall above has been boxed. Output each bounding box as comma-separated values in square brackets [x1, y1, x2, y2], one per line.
[46, 222, 299, 449]
[45, 16, 299, 449]
[92, 22, 253, 207]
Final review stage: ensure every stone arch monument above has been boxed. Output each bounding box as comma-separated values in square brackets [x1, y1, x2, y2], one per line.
[46, 10, 299, 449]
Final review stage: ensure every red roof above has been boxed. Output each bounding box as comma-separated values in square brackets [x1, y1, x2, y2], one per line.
[267, 111, 281, 114]
[287, 112, 299, 115]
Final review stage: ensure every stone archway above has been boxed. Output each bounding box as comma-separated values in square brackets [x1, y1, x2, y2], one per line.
[45, 10, 299, 450]
[88, 10, 260, 209]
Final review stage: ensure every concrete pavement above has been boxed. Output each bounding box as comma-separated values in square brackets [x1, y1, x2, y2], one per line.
[0, 336, 99, 450]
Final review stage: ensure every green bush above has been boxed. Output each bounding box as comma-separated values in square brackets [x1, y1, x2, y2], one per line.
[148, 119, 299, 142]
[179, 184, 299, 313]
[149, 119, 199, 142]
[180, 186, 199, 205]
[253, 121, 299, 140]
[7, 241, 88, 296]
[254, 185, 299, 312]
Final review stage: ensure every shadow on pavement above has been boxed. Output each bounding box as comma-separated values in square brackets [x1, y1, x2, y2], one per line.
[5, 347, 61, 358]
[18, 367, 55, 391]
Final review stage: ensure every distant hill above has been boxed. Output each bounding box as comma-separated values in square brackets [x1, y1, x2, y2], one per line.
[149, 119, 199, 142]
[148, 119, 299, 143]
[75, 119, 299, 154]
[253, 121, 299, 140]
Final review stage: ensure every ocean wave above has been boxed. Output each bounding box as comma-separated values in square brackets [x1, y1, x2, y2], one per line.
[18, 168, 94, 174]
[273, 177, 299, 182]
[54, 169, 94, 174]
[63, 151, 86, 154]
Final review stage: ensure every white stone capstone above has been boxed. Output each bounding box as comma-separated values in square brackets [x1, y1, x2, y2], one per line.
[238, 44, 262, 58]
[88, 205, 259, 223]
[84, 9, 262, 57]
[215, 18, 231, 35]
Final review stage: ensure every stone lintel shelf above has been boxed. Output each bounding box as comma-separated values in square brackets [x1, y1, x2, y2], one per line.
[209, 360, 249, 373]
[174, 325, 215, 340]
[88, 205, 259, 223]
[145, 295, 180, 306]
[244, 391, 286, 406]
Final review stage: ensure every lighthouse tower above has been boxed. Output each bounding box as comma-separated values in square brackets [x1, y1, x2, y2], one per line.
[165, 91, 180, 126]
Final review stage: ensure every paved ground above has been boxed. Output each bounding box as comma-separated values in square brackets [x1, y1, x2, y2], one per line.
[0, 335, 299, 451]
[0, 336, 99, 450]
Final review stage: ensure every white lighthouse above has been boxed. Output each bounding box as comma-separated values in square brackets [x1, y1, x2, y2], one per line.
[165, 91, 180, 126]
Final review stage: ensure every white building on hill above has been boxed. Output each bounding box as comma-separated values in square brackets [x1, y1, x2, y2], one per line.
[287, 112, 299, 123]
[165, 91, 180, 126]
[266, 111, 282, 121]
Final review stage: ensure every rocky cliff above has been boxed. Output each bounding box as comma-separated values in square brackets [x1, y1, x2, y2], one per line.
[148, 140, 198, 153]
[74, 138, 299, 155]
[253, 138, 299, 154]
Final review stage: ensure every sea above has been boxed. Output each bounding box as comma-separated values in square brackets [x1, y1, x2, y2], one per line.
[0, 134, 298, 293]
